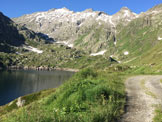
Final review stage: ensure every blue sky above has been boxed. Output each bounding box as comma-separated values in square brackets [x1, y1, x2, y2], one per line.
[1, 0, 162, 18]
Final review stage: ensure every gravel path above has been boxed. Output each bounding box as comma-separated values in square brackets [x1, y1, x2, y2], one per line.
[119, 76, 162, 122]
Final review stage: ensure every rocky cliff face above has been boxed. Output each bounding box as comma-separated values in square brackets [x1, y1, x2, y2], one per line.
[13, 7, 137, 53]
[0, 12, 52, 53]
[13, 4, 162, 55]
[1, 4, 162, 68]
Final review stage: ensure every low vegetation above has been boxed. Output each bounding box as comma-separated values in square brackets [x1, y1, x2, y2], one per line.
[1, 68, 125, 122]
[0, 44, 115, 70]
[0, 88, 56, 116]
[154, 105, 162, 122]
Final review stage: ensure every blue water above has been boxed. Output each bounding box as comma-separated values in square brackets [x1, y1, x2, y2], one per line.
[0, 70, 74, 106]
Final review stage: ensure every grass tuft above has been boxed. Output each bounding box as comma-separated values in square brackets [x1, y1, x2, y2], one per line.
[1, 68, 125, 122]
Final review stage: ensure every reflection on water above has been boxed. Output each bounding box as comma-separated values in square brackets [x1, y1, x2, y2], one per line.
[0, 70, 74, 106]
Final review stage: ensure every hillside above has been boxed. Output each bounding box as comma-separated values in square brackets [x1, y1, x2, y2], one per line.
[0, 12, 53, 53]
[0, 12, 112, 69]
[113, 4, 162, 72]
[13, 4, 162, 70]
[13, 7, 137, 53]
[1, 4, 162, 122]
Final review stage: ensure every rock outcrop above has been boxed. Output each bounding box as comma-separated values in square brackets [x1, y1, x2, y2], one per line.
[0, 12, 53, 53]
[13, 7, 137, 53]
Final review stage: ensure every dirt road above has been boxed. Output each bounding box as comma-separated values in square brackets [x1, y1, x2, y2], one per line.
[119, 76, 162, 122]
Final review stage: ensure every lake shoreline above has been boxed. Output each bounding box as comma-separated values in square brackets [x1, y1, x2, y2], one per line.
[0, 69, 75, 106]
[0, 66, 79, 72]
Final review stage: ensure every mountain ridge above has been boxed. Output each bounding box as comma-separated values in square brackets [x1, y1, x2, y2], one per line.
[0, 11, 54, 53]
[13, 6, 138, 53]
[1, 4, 162, 67]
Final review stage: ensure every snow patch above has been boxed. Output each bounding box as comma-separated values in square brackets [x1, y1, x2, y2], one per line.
[55, 8, 71, 14]
[68, 44, 74, 48]
[56, 41, 68, 45]
[109, 16, 115, 27]
[36, 13, 45, 22]
[23, 46, 43, 54]
[133, 12, 138, 17]
[16, 52, 22, 55]
[114, 41, 117, 45]
[124, 51, 129, 55]
[124, 10, 130, 17]
[134, 13, 139, 18]
[56, 41, 73, 47]
[96, 14, 110, 23]
[126, 19, 131, 22]
[151, 11, 159, 14]
[110, 55, 114, 58]
[90, 50, 107, 56]
[96, 15, 116, 27]
[158, 37, 162, 40]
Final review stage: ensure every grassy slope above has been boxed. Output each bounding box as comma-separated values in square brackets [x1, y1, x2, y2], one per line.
[74, 23, 113, 53]
[0, 43, 114, 70]
[113, 11, 162, 73]
[0, 88, 56, 117]
[1, 69, 125, 122]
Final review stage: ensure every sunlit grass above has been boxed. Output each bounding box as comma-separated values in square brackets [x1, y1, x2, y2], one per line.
[1, 68, 126, 122]
[154, 105, 162, 122]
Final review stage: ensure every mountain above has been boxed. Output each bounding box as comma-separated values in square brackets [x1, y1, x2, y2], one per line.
[0, 12, 53, 53]
[5, 4, 162, 69]
[13, 7, 137, 53]
[0, 12, 109, 69]
[114, 4, 162, 65]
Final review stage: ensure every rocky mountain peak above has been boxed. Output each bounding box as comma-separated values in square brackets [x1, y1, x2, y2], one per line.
[0, 11, 13, 24]
[83, 8, 94, 13]
[48, 8, 56, 12]
[149, 4, 162, 11]
[95, 11, 108, 16]
[53, 7, 73, 14]
[12, 6, 140, 52]
[116, 7, 134, 16]
[61, 7, 71, 11]
[111, 6, 137, 23]
[137, 4, 162, 17]
[120, 7, 131, 12]
[48, 7, 71, 12]
[144, 4, 162, 15]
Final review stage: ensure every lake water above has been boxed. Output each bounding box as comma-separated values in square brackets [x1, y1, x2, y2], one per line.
[0, 70, 74, 106]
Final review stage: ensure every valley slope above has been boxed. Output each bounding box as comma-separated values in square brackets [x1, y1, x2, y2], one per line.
[13, 4, 162, 73]
[13, 7, 137, 53]
[1, 4, 162, 122]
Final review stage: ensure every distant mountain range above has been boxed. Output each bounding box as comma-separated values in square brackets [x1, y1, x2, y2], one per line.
[0, 4, 162, 68]
[13, 4, 162, 54]
[12, 6, 137, 53]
